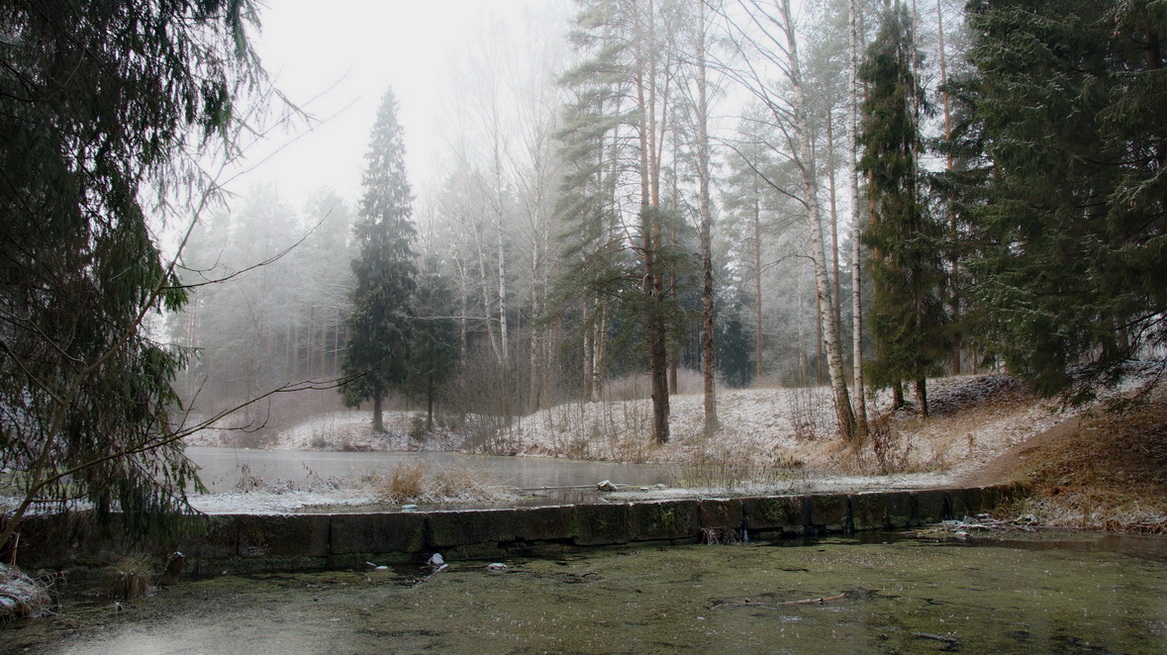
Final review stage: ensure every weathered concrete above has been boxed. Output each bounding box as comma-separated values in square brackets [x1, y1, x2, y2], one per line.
[741, 495, 804, 536]
[14, 484, 1025, 574]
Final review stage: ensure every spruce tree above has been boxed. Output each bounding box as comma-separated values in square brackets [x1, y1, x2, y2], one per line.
[949, 0, 1167, 397]
[341, 89, 417, 432]
[403, 259, 459, 432]
[859, 2, 950, 415]
[0, 0, 264, 550]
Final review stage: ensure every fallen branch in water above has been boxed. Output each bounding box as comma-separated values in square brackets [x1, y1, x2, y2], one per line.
[714, 592, 846, 609]
[912, 632, 959, 645]
[778, 593, 846, 605]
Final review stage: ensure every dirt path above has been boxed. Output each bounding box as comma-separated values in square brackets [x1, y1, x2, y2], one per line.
[955, 413, 1084, 487]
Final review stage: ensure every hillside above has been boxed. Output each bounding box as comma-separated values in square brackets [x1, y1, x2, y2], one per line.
[188, 372, 1167, 531]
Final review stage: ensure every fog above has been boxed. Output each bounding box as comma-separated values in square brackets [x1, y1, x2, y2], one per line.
[234, 0, 573, 205]
[173, 0, 978, 437]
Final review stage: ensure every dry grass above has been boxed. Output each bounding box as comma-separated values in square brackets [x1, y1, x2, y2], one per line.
[368, 461, 515, 505]
[231, 462, 345, 495]
[674, 437, 803, 492]
[105, 555, 158, 600]
[378, 461, 426, 503]
[0, 564, 53, 621]
[993, 385, 1167, 533]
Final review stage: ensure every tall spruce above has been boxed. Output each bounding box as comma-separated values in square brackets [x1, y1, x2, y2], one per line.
[859, 2, 949, 415]
[341, 89, 417, 432]
[949, 0, 1167, 397]
[0, 0, 264, 550]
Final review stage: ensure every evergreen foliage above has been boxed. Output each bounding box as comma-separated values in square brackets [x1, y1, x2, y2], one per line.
[404, 259, 460, 431]
[341, 89, 418, 431]
[949, 0, 1167, 396]
[859, 2, 950, 410]
[0, 0, 264, 548]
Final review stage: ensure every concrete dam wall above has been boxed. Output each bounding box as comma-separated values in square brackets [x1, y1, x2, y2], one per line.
[18, 484, 1026, 574]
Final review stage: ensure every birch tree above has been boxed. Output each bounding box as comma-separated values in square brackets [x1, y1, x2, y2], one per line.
[717, 0, 858, 440]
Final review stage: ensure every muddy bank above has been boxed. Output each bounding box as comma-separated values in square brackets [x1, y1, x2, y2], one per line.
[4, 532, 1165, 654]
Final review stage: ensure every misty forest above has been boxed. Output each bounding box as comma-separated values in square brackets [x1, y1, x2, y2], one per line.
[3, 0, 1167, 633]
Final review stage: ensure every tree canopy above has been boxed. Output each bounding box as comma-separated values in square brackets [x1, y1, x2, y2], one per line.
[949, 0, 1167, 397]
[0, 0, 265, 548]
[859, 2, 950, 413]
[341, 88, 418, 432]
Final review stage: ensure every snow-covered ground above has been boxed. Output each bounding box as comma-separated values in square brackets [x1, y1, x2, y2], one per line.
[179, 372, 1139, 515]
[185, 410, 463, 452]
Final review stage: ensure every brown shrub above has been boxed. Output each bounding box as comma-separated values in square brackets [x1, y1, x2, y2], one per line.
[106, 555, 157, 600]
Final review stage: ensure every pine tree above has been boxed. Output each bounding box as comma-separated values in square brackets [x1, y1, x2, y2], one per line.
[0, 0, 264, 550]
[555, 0, 685, 443]
[341, 89, 418, 432]
[949, 0, 1167, 397]
[859, 2, 950, 415]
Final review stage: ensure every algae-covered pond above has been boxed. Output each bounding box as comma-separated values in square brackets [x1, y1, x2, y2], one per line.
[4, 532, 1165, 654]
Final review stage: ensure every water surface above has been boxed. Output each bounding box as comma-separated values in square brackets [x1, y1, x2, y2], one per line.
[186, 446, 675, 493]
[5, 533, 1164, 654]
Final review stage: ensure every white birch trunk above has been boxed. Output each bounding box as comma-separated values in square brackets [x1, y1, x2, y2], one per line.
[779, 0, 856, 441]
[849, 0, 870, 438]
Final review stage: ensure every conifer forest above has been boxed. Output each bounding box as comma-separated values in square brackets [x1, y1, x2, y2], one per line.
[2, 0, 1166, 547]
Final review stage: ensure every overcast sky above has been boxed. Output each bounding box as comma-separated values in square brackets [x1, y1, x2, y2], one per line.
[228, 0, 558, 209]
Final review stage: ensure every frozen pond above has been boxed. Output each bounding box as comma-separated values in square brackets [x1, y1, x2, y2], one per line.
[6, 532, 1165, 654]
[186, 446, 675, 494]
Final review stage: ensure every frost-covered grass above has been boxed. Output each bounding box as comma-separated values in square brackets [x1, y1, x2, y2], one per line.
[0, 564, 53, 621]
[484, 374, 1067, 482]
[188, 458, 516, 514]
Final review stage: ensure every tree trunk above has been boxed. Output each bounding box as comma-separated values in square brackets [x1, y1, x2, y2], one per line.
[582, 298, 594, 400]
[696, 0, 717, 435]
[937, 0, 960, 375]
[494, 154, 510, 365]
[636, 0, 669, 443]
[797, 263, 807, 383]
[814, 285, 824, 385]
[593, 301, 607, 401]
[372, 395, 385, 433]
[529, 312, 541, 412]
[752, 189, 764, 381]
[915, 377, 928, 417]
[472, 218, 501, 363]
[849, 0, 869, 439]
[826, 114, 842, 333]
[781, 0, 856, 442]
[426, 379, 435, 432]
[528, 222, 545, 412]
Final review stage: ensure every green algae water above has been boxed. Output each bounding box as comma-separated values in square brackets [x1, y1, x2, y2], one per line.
[3, 533, 1165, 654]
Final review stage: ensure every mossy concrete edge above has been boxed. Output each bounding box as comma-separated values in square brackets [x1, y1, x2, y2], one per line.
[15, 483, 1027, 574]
